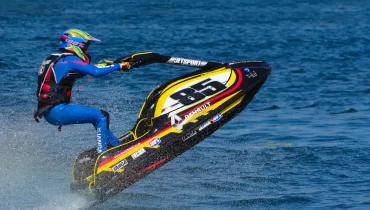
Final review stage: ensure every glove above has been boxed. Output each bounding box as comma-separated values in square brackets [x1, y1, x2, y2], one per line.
[120, 62, 131, 72]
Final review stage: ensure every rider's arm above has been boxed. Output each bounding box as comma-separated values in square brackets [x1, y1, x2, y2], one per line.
[68, 60, 121, 77]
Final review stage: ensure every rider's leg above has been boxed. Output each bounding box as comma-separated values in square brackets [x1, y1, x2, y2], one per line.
[43, 103, 119, 154]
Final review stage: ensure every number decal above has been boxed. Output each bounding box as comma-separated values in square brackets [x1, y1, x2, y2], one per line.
[170, 88, 205, 105]
[191, 78, 227, 96]
[170, 79, 226, 105]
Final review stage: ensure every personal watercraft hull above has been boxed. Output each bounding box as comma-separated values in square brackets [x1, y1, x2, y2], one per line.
[71, 60, 271, 203]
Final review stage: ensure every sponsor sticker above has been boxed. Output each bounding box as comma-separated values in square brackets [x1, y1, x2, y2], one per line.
[131, 148, 146, 160]
[211, 113, 223, 123]
[149, 138, 161, 147]
[246, 71, 258, 78]
[38, 60, 51, 75]
[244, 68, 250, 73]
[95, 63, 115, 68]
[97, 128, 102, 154]
[170, 58, 207, 67]
[182, 130, 197, 141]
[170, 101, 211, 130]
[64, 37, 85, 48]
[112, 159, 128, 172]
[170, 113, 183, 130]
[184, 102, 211, 120]
[198, 120, 211, 131]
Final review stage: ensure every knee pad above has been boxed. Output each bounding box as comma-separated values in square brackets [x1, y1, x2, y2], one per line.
[100, 109, 110, 129]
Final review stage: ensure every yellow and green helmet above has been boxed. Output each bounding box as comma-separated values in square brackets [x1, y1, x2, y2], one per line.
[59, 29, 100, 63]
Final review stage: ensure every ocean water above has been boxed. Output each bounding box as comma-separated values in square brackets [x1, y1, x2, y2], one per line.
[1, 0, 370, 209]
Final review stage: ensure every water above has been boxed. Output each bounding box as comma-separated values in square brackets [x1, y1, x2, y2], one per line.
[1, 0, 370, 209]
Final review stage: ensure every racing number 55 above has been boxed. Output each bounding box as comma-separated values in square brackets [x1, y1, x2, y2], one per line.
[170, 78, 226, 105]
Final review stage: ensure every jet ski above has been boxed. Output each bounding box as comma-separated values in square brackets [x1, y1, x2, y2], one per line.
[70, 52, 272, 203]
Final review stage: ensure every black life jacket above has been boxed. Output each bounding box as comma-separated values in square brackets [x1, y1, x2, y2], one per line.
[34, 53, 80, 121]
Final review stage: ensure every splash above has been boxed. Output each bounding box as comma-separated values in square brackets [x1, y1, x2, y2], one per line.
[32, 194, 92, 210]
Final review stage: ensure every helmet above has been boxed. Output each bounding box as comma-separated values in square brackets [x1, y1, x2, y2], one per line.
[59, 29, 100, 63]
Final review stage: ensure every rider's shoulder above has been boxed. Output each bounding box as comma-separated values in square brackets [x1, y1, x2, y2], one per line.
[62, 54, 82, 61]
[52, 54, 83, 64]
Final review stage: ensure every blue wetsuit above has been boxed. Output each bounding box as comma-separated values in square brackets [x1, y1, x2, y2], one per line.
[41, 54, 121, 154]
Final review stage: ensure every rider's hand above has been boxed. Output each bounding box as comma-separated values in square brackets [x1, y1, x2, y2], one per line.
[120, 62, 131, 72]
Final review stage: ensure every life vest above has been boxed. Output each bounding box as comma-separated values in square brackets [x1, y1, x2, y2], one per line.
[34, 53, 79, 121]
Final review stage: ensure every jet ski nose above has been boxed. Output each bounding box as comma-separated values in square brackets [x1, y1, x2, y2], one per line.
[228, 61, 272, 98]
[256, 62, 272, 80]
[239, 61, 271, 84]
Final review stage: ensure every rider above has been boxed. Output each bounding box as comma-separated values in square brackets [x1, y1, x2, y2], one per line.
[34, 29, 131, 154]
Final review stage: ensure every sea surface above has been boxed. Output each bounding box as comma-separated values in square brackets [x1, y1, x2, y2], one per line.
[0, 0, 369, 209]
